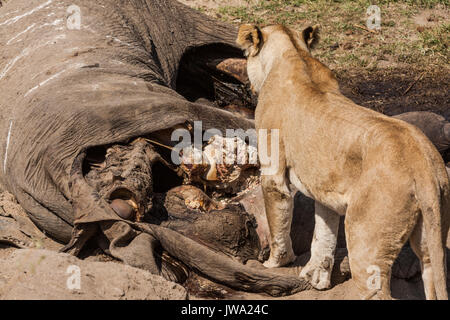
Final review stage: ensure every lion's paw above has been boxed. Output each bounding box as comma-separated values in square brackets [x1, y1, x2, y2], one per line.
[299, 257, 333, 290]
[263, 250, 296, 268]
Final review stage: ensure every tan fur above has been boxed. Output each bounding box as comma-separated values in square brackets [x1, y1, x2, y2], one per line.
[237, 24, 450, 300]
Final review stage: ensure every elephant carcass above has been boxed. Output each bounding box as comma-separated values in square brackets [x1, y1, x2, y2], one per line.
[0, 0, 310, 296]
[79, 138, 261, 281]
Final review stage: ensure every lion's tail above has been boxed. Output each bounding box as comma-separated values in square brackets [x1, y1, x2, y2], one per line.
[416, 167, 449, 300]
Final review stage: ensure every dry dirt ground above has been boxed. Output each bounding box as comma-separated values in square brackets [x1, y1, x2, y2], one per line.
[0, 248, 187, 300]
[0, 0, 449, 300]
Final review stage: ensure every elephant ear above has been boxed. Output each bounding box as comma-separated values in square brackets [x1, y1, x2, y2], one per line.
[236, 24, 263, 57]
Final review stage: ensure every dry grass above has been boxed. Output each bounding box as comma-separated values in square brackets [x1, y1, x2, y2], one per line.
[187, 0, 449, 72]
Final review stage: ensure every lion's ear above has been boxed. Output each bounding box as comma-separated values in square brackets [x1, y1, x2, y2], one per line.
[236, 24, 263, 57]
[302, 24, 319, 50]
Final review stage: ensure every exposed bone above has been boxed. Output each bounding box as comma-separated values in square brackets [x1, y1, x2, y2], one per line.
[179, 135, 259, 195]
[166, 185, 224, 212]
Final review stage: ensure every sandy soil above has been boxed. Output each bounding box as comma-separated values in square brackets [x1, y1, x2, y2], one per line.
[0, 248, 187, 300]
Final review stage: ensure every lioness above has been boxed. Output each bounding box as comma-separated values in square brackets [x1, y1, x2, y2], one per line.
[237, 24, 449, 299]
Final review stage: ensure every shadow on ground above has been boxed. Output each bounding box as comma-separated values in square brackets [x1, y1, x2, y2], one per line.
[337, 67, 450, 119]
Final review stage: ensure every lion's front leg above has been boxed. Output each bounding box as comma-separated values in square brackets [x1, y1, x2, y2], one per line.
[261, 173, 296, 268]
[300, 202, 340, 290]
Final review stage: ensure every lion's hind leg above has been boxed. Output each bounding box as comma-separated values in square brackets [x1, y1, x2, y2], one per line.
[345, 184, 418, 299]
[410, 215, 437, 300]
